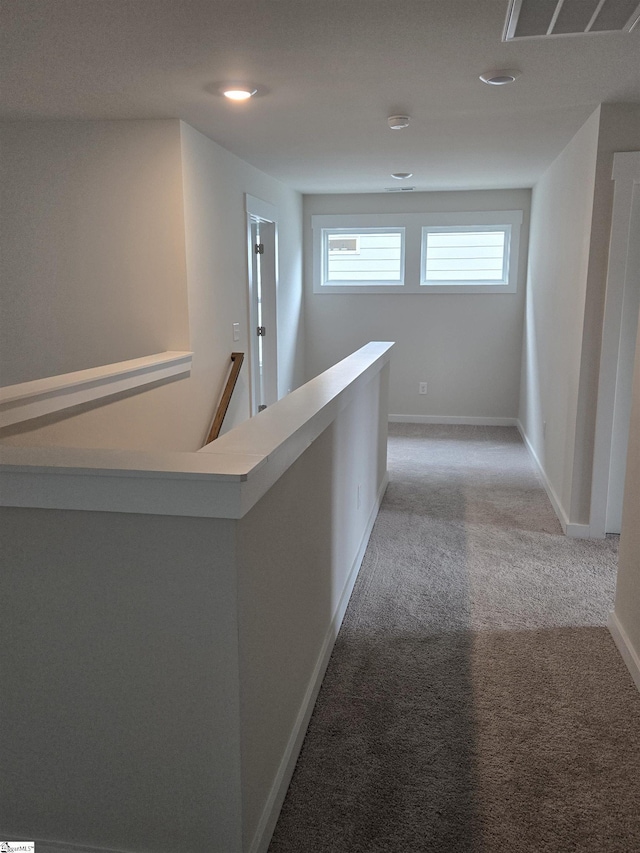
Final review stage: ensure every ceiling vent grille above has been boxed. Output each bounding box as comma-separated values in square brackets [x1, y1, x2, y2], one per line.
[503, 0, 640, 40]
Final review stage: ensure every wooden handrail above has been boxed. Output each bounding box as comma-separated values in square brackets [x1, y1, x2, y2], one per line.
[204, 352, 245, 445]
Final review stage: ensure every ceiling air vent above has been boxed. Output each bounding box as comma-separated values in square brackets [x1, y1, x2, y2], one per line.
[503, 0, 640, 40]
[385, 186, 416, 192]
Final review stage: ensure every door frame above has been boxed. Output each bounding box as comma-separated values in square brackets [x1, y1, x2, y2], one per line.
[245, 194, 278, 416]
[590, 152, 640, 536]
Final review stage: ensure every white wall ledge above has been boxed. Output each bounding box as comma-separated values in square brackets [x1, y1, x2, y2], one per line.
[0, 351, 194, 428]
[0, 342, 394, 519]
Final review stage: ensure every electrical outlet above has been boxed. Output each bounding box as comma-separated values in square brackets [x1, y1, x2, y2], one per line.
[419, 382, 428, 395]
[232, 322, 240, 342]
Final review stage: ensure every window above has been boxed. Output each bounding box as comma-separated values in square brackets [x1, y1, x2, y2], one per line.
[312, 210, 522, 294]
[320, 226, 405, 290]
[422, 226, 511, 287]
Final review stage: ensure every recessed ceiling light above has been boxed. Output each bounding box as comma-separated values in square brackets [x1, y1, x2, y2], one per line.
[222, 86, 258, 100]
[479, 69, 521, 86]
[391, 172, 413, 180]
[388, 115, 411, 130]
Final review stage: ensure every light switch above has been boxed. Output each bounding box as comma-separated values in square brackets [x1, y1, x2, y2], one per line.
[233, 323, 240, 342]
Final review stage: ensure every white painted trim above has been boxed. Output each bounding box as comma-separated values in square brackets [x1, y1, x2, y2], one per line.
[245, 193, 277, 223]
[245, 194, 279, 415]
[590, 151, 640, 537]
[516, 420, 570, 534]
[1, 342, 394, 519]
[389, 415, 518, 426]
[608, 610, 640, 694]
[0, 351, 193, 429]
[517, 420, 594, 537]
[419, 221, 519, 294]
[312, 210, 523, 295]
[249, 472, 389, 853]
[565, 522, 592, 539]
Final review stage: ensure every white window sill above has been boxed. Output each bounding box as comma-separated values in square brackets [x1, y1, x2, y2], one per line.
[419, 282, 517, 294]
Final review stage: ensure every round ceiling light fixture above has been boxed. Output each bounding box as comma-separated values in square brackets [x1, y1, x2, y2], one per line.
[222, 86, 258, 100]
[391, 172, 413, 180]
[479, 69, 521, 86]
[388, 115, 411, 130]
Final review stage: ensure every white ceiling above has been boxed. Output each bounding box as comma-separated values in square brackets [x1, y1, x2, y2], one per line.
[2, 0, 639, 193]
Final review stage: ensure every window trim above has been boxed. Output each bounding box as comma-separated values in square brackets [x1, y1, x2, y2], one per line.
[322, 226, 405, 288]
[312, 210, 523, 295]
[421, 223, 513, 293]
[313, 215, 407, 293]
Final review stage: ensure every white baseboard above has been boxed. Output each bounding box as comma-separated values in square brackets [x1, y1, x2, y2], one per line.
[389, 415, 518, 426]
[608, 611, 640, 694]
[565, 522, 592, 538]
[516, 422, 596, 538]
[516, 420, 573, 535]
[249, 471, 390, 853]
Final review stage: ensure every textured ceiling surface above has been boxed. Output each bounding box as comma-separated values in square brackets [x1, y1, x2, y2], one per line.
[2, 0, 639, 192]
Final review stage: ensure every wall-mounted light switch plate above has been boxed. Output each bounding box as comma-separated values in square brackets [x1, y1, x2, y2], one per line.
[419, 382, 428, 395]
[233, 323, 240, 342]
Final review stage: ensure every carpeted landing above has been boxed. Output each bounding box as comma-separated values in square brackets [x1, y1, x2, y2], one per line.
[268, 424, 640, 853]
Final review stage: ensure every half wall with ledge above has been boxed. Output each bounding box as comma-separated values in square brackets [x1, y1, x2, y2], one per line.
[0, 341, 394, 853]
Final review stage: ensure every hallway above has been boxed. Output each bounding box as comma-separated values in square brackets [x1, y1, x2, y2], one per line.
[269, 424, 640, 852]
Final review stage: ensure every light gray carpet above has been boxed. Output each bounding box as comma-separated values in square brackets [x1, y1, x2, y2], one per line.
[268, 424, 640, 852]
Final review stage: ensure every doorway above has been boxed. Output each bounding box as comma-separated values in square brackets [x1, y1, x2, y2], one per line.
[246, 194, 278, 416]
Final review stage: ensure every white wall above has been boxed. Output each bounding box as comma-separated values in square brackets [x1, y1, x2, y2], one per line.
[180, 122, 304, 437]
[0, 120, 190, 385]
[519, 108, 600, 522]
[613, 298, 640, 682]
[520, 104, 640, 528]
[571, 104, 640, 522]
[304, 190, 531, 420]
[0, 120, 304, 451]
[1, 507, 244, 853]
